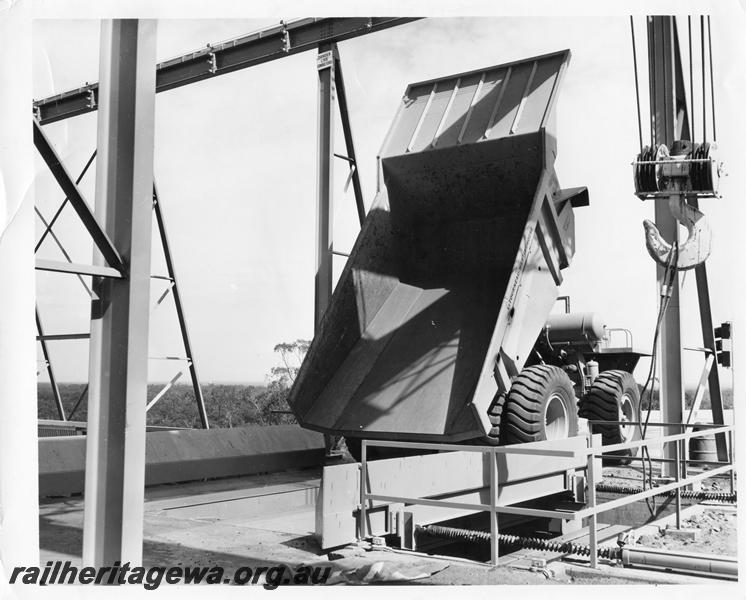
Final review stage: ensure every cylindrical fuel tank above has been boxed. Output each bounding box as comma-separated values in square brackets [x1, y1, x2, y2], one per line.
[545, 312, 606, 347]
[688, 424, 718, 465]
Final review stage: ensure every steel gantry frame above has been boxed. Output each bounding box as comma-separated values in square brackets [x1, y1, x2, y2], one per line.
[33, 139, 210, 427]
[32, 16, 420, 565]
[35, 18, 417, 428]
[645, 17, 728, 471]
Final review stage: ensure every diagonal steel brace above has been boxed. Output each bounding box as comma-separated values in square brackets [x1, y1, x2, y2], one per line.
[33, 119, 126, 275]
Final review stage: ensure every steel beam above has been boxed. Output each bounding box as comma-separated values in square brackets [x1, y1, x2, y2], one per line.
[35, 306, 65, 421]
[36, 333, 90, 341]
[67, 384, 88, 421]
[35, 258, 123, 279]
[33, 18, 421, 125]
[647, 16, 684, 478]
[152, 184, 209, 429]
[146, 371, 184, 412]
[314, 44, 335, 331]
[83, 19, 157, 567]
[333, 46, 366, 226]
[33, 121, 125, 274]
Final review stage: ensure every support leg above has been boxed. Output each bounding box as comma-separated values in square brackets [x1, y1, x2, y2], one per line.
[152, 185, 209, 428]
[647, 16, 685, 479]
[689, 198, 728, 461]
[333, 45, 365, 226]
[314, 43, 335, 331]
[83, 19, 157, 568]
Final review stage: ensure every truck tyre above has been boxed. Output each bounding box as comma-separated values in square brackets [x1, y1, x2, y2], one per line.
[502, 365, 578, 444]
[480, 392, 506, 445]
[578, 370, 641, 465]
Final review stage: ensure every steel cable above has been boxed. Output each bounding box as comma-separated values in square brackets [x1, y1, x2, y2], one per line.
[701, 16, 707, 144]
[688, 16, 695, 143]
[630, 16, 644, 153]
[647, 17, 656, 146]
[707, 16, 717, 141]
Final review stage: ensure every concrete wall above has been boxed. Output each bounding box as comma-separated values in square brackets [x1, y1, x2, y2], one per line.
[39, 425, 325, 497]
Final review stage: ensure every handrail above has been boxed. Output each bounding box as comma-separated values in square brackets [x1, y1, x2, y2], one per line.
[358, 423, 735, 567]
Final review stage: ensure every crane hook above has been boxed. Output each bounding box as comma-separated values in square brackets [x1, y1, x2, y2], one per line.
[643, 196, 711, 270]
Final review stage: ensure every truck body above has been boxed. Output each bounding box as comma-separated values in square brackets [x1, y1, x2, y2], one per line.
[289, 50, 599, 443]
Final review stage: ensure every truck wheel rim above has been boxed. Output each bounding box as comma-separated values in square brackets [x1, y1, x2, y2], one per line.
[619, 393, 635, 442]
[545, 393, 569, 440]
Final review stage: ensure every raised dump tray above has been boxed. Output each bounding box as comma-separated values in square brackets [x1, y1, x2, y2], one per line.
[290, 50, 587, 443]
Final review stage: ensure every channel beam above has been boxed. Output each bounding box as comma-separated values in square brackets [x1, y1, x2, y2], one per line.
[33, 17, 421, 125]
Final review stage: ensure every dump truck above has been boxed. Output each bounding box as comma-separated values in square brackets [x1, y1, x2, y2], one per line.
[289, 50, 645, 463]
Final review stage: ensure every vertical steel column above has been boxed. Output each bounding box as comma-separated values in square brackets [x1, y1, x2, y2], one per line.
[685, 219, 728, 460]
[728, 430, 734, 494]
[586, 448, 598, 569]
[359, 441, 367, 541]
[332, 45, 366, 226]
[489, 448, 498, 566]
[674, 438, 682, 529]
[647, 16, 684, 479]
[314, 43, 335, 331]
[36, 306, 65, 420]
[152, 185, 209, 429]
[83, 19, 157, 567]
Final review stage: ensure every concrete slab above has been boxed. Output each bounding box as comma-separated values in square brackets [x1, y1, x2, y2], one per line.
[236, 508, 316, 536]
[151, 483, 318, 520]
[39, 469, 325, 570]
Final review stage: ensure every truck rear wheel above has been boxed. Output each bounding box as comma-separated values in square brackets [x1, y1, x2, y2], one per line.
[502, 365, 578, 444]
[480, 392, 506, 445]
[578, 370, 641, 465]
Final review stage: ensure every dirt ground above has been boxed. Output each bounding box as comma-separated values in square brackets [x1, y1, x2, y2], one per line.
[636, 507, 737, 556]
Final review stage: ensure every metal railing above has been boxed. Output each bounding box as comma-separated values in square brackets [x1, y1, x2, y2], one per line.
[602, 327, 634, 350]
[358, 422, 735, 567]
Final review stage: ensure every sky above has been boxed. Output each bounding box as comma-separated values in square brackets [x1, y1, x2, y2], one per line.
[31, 11, 746, 386]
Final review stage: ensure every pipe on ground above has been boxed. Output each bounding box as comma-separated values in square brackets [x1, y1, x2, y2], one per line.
[622, 547, 737, 579]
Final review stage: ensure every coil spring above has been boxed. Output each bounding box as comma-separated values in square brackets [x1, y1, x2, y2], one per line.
[416, 524, 621, 560]
[595, 482, 736, 503]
